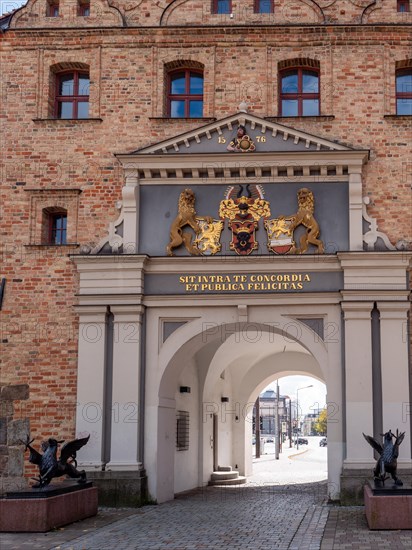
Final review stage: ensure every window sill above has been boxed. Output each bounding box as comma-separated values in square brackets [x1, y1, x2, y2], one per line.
[32, 118, 102, 123]
[149, 117, 216, 122]
[383, 115, 412, 119]
[25, 243, 80, 248]
[265, 115, 335, 121]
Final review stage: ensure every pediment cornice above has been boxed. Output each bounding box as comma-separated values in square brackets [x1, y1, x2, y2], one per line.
[121, 112, 356, 157]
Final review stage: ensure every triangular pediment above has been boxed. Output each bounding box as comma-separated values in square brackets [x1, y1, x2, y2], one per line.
[131, 112, 354, 155]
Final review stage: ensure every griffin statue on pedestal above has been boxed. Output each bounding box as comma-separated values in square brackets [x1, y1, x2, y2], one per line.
[363, 429, 405, 486]
[22, 434, 90, 488]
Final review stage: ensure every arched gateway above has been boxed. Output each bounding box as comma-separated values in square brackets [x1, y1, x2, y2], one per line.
[73, 113, 411, 504]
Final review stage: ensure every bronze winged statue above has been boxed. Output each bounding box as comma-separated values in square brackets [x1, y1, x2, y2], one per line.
[22, 434, 90, 488]
[363, 429, 405, 486]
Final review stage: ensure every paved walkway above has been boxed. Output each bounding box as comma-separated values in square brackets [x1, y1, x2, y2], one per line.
[1, 444, 411, 549]
[1, 482, 412, 550]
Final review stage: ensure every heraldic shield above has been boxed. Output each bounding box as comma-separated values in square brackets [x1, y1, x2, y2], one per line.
[194, 217, 224, 255]
[264, 216, 296, 255]
[228, 214, 259, 255]
[219, 184, 270, 256]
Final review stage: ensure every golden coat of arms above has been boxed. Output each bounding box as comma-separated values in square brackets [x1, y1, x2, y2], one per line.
[264, 188, 324, 255]
[264, 217, 296, 255]
[166, 186, 324, 256]
[166, 189, 223, 256]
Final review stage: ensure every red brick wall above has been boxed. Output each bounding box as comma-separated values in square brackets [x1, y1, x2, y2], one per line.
[1, 9, 411, 477]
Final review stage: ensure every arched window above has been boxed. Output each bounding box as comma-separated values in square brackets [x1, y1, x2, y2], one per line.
[279, 67, 320, 116]
[78, 1, 90, 16]
[254, 0, 273, 13]
[396, 69, 412, 115]
[55, 71, 89, 119]
[42, 208, 67, 245]
[212, 0, 232, 14]
[47, 0, 59, 17]
[397, 0, 410, 12]
[168, 69, 204, 118]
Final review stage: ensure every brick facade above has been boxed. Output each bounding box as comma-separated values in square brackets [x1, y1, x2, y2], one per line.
[1, 0, 411, 486]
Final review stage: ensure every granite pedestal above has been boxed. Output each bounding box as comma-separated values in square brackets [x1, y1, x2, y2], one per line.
[364, 481, 412, 530]
[0, 481, 98, 532]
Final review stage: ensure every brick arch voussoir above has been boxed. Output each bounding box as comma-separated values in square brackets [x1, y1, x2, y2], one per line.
[50, 62, 90, 74]
[278, 57, 321, 71]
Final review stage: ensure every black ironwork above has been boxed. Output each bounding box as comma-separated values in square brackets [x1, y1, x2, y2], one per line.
[22, 434, 90, 488]
[363, 429, 405, 486]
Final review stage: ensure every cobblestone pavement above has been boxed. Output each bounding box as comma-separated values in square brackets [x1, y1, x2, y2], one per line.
[321, 506, 412, 550]
[54, 482, 328, 550]
[2, 445, 411, 550]
[1, 483, 412, 550]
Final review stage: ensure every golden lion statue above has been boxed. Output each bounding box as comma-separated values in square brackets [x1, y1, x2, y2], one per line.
[166, 189, 202, 256]
[289, 188, 324, 254]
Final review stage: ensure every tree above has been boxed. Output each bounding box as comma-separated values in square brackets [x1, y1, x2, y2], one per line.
[314, 408, 327, 435]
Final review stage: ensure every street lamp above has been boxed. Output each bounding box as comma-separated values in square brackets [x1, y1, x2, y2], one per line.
[296, 385, 313, 450]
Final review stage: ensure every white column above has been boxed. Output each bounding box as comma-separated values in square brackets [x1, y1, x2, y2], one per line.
[75, 306, 107, 469]
[122, 172, 139, 253]
[157, 397, 176, 503]
[378, 302, 411, 461]
[348, 168, 363, 251]
[342, 302, 374, 464]
[106, 305, 143, 470]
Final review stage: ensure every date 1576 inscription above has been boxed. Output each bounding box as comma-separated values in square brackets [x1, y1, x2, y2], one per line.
[179, 273, 311, 292]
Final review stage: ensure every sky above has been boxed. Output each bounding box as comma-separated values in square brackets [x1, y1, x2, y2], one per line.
[265, 375, 327, 417]
[1, 1, 26, 15]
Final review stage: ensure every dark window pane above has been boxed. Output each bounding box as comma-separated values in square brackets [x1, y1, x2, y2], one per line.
[217, 0, 231, 14]
[302, 71, 319, 93]
[55, 229, 67, 245]
[59, 74, 74, 96]
[171, 73, 186, 94]
[258, 0, 272, 13]
[282, 72, 298, 94]
[58, 101, 73, 118]
[396, 73, 412, 93]
[78, 75, 90, 96]
[170, 100, 185, 118]
[52, 215, 67, 245]
[77, 101, 89, 119]
[397, 98, 412, 115]
[189, 74, 203, 94]
[282, 99, 298, 116]
[302, 99, 319, 116]
[48, 4, 59, 17]
[189, 100, 203, 117]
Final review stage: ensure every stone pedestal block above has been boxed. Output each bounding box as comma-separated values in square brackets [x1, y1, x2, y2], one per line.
[0, 482, 98, 532]
[364, 483, 412, 530]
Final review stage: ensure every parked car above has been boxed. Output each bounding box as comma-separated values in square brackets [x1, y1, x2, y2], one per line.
[265, 437, 274, 443]
[319, 437, 327, 447]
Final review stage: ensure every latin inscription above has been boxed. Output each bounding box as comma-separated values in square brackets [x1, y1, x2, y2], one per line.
[179, 273, 311, 293]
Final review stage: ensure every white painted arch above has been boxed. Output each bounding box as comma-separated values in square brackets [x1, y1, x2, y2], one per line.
[149, 311, 343, 503]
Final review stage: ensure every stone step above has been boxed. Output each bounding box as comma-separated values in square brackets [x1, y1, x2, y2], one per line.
[209, 476, 247, 486]
[217, 466, 232, 472]
[210, 471, 239, 481]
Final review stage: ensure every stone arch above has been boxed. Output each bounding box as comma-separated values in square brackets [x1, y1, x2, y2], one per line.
[158, 318, 329, 403]
[152, 315, 340, 502]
